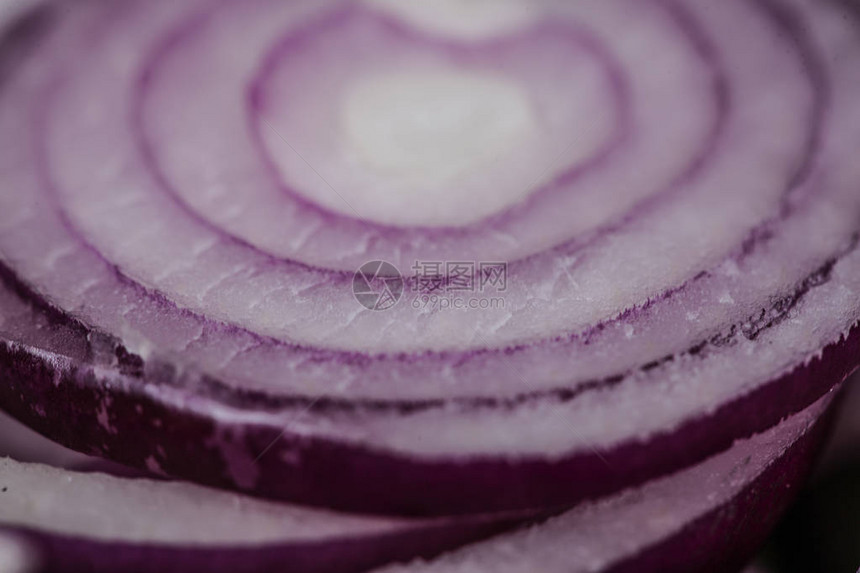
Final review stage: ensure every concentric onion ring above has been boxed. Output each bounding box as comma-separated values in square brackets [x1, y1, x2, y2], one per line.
[0, 0, 858, 516]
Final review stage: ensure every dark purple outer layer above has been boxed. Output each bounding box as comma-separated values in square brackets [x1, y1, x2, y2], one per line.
[0, 384, 837, 573]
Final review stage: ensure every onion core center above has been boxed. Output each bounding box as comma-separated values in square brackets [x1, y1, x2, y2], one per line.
[336, 67, 536, 225]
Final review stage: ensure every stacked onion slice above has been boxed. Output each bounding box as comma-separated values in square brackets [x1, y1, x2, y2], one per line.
[0, 374, 839, 572]
[0, 410, 538, 573]
[0, 0, 859, 570]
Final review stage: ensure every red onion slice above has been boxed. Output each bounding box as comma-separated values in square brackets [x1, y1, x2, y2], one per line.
[0, 0, 858, 516]
[0, 383, 836, 573]
[7, 0, 819, 352]
[0, 459, 530, 573]
[0, 412, 532, 573]
[374, 392, 836, 573]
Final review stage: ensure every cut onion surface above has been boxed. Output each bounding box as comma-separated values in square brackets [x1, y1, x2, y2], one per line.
[0, 411, 537, 573]
[0, 390, 834, 573]
[373, 392, 836, 573]
[0, 0, 858, 516]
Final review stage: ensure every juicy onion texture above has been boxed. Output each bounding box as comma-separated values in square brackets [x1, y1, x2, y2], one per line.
[0, 395, 835, 573]
[0, 0, 859, 522]
[0, 413, 538, 573]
